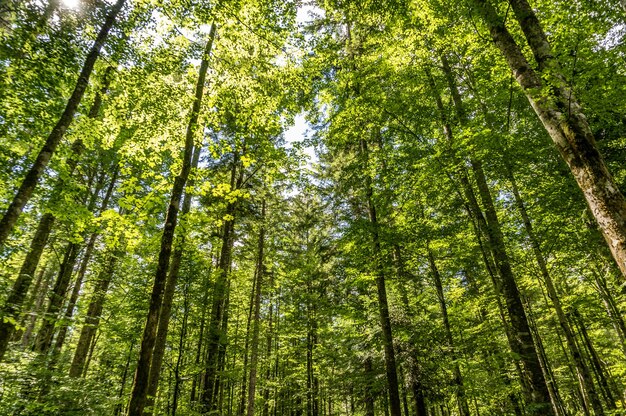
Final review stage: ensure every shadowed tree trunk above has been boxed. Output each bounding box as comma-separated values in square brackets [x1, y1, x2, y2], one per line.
[361, 137, 402, 416]
[426, 244, 470, 416]
[432, 56, 553, 414]
[128, 24, 216, 416]
[53, 165, 118, 355]
[0, 0, 125, 248]
[0, 66, 113, 360]
[246, 200, 266, 416]
[144, 142, 202, 414]
[69, 250, 119, 377]
[201, 158, 242, 414]
[33, 241, 81, 354]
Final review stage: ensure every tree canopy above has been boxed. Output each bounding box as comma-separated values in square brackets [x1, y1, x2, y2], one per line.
[1, 0, 626, 415]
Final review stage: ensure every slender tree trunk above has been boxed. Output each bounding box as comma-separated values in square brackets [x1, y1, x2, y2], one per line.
[472, 159, 553, 413]
[0, 64, 112, 359]
[507, 165, 604, 414]
[434, 57, 553, 413]
[53, 166, 117, 355]
[572, 310, 617, 410]
[592, 270, 626, 358]
[238, 266, 257, 416]
[524, 296, 567, 416]
[247, 200, 266, 416]
[144, 142, 202, 414]
[17, 261, 51, 344]
[115, 340, 135, 416]
[191, 258, 213, 405]
[69, 251, 119, 377]
[472, 0, 626, 279]
[128, 24, 216, 416]
[0, 0, 125, 247]
[361, 138, 402, 416]
[201, 159, 241, 414]
[33, 241, 81, 354]
[363, 357, 376, 416]
[171, 285, 189, 416]
[262, 275, 274, 416]
[426, 245, 470, 416]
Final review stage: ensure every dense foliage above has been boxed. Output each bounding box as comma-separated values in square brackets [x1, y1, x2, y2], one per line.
[1, 0, 626, 415]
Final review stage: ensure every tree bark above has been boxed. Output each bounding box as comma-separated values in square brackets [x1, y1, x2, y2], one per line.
[144, 143, 202, 414]
[434, 56, 553, 413]
[247, 200, 266, 416]
[128, 24, 216, 416]
[472, 0, 626, 279]
[507, 165, 604, 414]
[426, 245, 470, 416]
[201, 158, 241, 414]
[69, 251, 119, 377]
[0, 0, 125, 247]
[33, 241, 81, 354]
[472, 159, 553, 414]
[361, 138, 402, 416]
[53, 166, 117, 355]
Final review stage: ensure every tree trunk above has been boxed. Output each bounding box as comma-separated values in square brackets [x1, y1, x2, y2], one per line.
[33, 241, 81, 354]
[426, 245, 470, 416]
[171, 284, 189, 416]
[69, 251, 119, 377]
[144, 142, 202, 414]
[247, 200, 266, 416]
[472, 0, 626, 279]
[190, 257, 213, 405]
[17, 261, 52, 345]
[434, 56, 553, 413]
[238, 257, 257, 416]
[201, 158, 241, 414]
[0, 0, 125, 247]
[572, 309, 617, 410]
[361, 138, 402, 416]
[507, 166, 604, 414]
[471, 159, 553, 413]
[115, 340, 135, 416]
[363, 357, 376, 416]
[128, 24, 216, 416]
[53, 166, 117, 355]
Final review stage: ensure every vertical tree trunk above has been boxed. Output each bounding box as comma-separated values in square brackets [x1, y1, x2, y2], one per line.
[361, 138, 402, 416]
[262, 275, 275, 416]
[171, 284, 189, 416]
[53, 166, 117, 355]
[201, 159, 241, 414]
[363, 357, 376, 416]
[426, 245, 470, 416]
[247, 200, 266, 416]
[0, 0, 125, 247]
[238, 250, 258, 416]
[472, 159, 553, 413]
[114, 340, 135, 416]
[190, 257, 213, 405]
[69, 251, 119, 377]
[33, 241, 81, 354]
[0, 65, 112, 360]
[472, 0, 626, 279]
[507, 165, 604, 414]
[571, 309, 617, 409]
[144, 142, 202, 414]
[16, 261, 50, 343]
[434, 56, 553, 413]
[128, 24, 216, 416]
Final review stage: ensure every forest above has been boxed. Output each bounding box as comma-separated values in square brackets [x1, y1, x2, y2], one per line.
[0, 0, 625, 415]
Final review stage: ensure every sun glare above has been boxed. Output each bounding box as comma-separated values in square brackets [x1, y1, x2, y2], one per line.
[61, 0, 80, 9]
